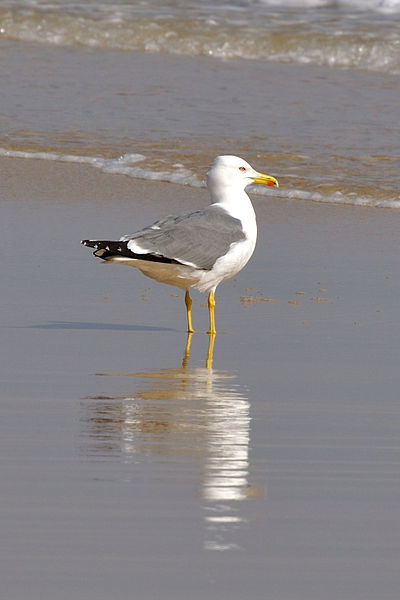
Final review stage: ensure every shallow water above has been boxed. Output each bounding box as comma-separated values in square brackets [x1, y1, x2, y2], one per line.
[1, 167, 400, 598]
[1, 41, 400, 207]
[1, 0, 400, 207]
[2, 0, 400, 71]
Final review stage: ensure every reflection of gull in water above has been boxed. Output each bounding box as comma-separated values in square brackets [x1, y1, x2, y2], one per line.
[83, 335, 264, 551]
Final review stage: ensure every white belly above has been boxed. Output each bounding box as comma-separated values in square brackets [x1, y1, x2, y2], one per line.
[193, 236, 256, 293]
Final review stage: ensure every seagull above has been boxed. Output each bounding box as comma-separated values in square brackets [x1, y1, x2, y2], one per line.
[81, 155, 278, 334]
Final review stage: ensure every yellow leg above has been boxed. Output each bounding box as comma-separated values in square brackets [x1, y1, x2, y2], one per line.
[205, 333, 216, 369]
[207, 291, 216, 335]
[185, 290, 194, 333]
[182, 332, 193, 368]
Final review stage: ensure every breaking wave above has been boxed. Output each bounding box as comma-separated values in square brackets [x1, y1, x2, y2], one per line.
[1, 2, 400, 73]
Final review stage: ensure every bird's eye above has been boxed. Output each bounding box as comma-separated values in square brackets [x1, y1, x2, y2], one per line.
[239, 166, 246, 172]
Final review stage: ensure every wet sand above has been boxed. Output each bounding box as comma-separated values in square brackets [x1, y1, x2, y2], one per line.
[2, 156, 400, 599]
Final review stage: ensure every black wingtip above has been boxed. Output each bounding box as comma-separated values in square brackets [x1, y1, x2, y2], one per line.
[81, 239, 182, 265]
[81, 239, 98, 249]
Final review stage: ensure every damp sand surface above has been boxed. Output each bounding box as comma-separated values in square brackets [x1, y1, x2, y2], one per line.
[1, 157, 400, 599]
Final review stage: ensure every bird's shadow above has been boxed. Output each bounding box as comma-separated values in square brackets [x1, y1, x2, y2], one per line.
[22, 321, 175, 332]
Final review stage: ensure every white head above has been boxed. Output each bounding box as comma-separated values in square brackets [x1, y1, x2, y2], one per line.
[206, 155, 278, 198]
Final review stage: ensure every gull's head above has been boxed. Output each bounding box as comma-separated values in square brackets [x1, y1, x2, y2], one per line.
[206, 155, 279, 195]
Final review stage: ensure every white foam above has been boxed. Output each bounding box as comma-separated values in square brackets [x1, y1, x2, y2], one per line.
[255, 185, 400, 209]
[2, 147, 399, 209]
[0, 148, 202, 187]
[257, 0, 400, 10]
[1, 3, 400, 73]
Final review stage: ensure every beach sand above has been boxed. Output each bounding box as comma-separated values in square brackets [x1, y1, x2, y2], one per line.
[2, 156, 400, 599]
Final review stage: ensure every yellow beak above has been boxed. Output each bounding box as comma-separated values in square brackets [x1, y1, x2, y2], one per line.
[252, 172, 279, 188]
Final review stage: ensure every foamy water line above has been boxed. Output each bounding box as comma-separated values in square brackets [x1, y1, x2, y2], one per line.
[1, 3, 400, 74]
[2, 148, 400, 209]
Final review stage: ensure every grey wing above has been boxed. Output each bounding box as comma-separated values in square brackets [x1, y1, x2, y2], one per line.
[120, 206, 245, 271]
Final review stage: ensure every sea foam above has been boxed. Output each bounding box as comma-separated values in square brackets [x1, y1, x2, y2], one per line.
[2, 147, 399, 209]
[1, 2, 400, 74]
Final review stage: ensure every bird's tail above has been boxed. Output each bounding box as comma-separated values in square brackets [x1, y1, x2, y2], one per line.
[81, 239, 130, 260]
[81, 239, 181, 265]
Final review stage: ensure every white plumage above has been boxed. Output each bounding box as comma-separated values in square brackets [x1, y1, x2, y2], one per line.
[81, 155, 278, 333]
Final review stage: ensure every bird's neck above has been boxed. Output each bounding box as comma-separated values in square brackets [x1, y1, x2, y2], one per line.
[211, 188, 257, 237]
[211, 187, 254, 217]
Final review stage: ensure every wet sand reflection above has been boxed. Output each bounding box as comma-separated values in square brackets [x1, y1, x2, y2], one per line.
[83, 334, 264, 551]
